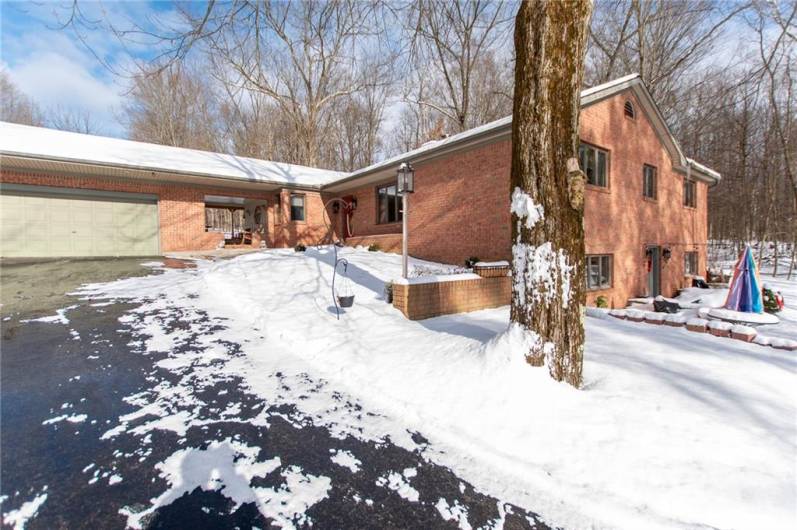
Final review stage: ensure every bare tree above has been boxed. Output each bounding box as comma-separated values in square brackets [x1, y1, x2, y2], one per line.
[48, 106, 100, 134]
[123, 63, 221, 151]
[406, 0, 515, 133]
[180, 1, 395, 167]
[58, 0, 396, 168]
[0, 71, 44, 126]
[754, 1, 797, 194]
[510, 0, 592, 388]
[587, 0, 750, 120]
[218, 87, 299, 162]
[327, 81, 389, 171]
[389, 75, 445, 153]
[752, 0, 797, 275]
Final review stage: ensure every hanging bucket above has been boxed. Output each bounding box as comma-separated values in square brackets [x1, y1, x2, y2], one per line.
[338, 295, 355, 308]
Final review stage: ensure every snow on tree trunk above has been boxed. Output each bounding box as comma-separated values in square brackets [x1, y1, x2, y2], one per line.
[509, 0, 592, 388]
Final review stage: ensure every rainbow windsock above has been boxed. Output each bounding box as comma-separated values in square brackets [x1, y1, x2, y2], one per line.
[723, 246, 763, 313]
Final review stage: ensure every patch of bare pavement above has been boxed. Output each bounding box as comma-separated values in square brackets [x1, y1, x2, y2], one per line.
[0, 259, 555, 529]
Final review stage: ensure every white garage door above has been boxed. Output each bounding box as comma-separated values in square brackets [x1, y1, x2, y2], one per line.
[0, 186, 159, 258]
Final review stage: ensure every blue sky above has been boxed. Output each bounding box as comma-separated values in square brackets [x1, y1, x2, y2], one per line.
[0, 1, 768, 140]
[1, 1, 184, 137]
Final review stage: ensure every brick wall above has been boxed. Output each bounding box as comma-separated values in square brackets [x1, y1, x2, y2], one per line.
[579, 92, 709, 307]
[332, 140, 511, 268]
[269, 188, 331, 248]
[330, 88, 709, 308]
[0, 171, 319, 252]
[392, 275, 511, 320]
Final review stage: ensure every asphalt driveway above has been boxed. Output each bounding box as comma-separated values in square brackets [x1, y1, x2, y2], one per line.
[0, 259, 553, 529]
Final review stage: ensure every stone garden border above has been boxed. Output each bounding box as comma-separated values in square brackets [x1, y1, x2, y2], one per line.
[606, 309, 797, 351]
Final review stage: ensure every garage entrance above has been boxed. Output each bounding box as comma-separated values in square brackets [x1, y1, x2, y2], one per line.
[0, 184, 159, 258]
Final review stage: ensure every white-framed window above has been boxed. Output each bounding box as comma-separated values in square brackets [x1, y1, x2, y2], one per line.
[578, 143, 609, 188]
[643, 164, 657, 199]
[685, 251, 698, 275]
[684, 179, 696, 208]
[290, 194, 305, 221]
[586, 254, 612, 290]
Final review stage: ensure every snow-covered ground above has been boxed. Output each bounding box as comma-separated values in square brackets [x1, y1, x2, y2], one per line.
[70, 247, 795, 530]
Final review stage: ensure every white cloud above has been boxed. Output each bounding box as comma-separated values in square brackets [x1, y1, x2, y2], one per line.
[2, 27, 126, 136]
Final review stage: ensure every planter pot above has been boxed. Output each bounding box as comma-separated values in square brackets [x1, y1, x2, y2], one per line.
[338, 295, 355, 308]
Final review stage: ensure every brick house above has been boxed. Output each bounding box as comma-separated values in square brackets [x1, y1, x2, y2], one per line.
[323, 74, 719, 307]
[0, 74, 719, 307]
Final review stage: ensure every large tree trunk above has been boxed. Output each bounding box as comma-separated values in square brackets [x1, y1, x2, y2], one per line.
[510, 0, 592, 388]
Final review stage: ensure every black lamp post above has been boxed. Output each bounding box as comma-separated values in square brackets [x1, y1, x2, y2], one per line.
[397, 162, 415, 194]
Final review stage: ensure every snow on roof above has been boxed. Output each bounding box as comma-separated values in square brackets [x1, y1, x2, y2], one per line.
[0, 121, 348, 187]
[0, 73, 720, 189]
[580, 72, 641, 98]
[340, 73, 719, 185]
[343, 116, 513, 182]
[687, 158, 721, 180]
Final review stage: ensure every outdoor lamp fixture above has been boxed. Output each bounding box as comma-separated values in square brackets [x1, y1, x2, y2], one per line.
[350, 198, 358, 210]
[397, 162, 415, 194]
[663, 247, 672, 261]
[397, 162, 415, 279]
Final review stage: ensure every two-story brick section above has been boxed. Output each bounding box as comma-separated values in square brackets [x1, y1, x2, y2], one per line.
[0, 74, 719, 307]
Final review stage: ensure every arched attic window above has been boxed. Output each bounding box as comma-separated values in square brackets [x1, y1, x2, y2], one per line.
[624, 100, 636, 119]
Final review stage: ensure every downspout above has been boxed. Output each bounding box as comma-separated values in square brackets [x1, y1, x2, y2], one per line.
[688, 161, 696, 258]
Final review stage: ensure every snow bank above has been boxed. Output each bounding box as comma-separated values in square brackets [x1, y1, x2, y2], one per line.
[394, 273, 481, 285]
[643, 311, 665, 322]
[2, 492, 48, 530]
[707, 308, 780, 325]
[21, 305, 78, 325]
[664, 314, 687, 324]
[707, 320, 733, 331]
[474, 261, 510, 268]
[119, 438, 329, 529]
[675, 287, 727, 308]
[330, 450, 361, 473]
[0, 122, 346, 187]
[76, 247, 797, 530]
[376, 469, 420, 502]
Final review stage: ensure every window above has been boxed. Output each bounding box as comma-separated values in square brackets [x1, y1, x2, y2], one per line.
[586, 255, 612, 290]
[643, 165, 657, 199]
[624, 100, 635, 118]
[683, 179, 696, 208]
[578, 143, 608, 187]
[685, 251, 698, 275]
[205, 207, 244, 234]
[290, 194, 305, 221]
[377, 183, 402, 224]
